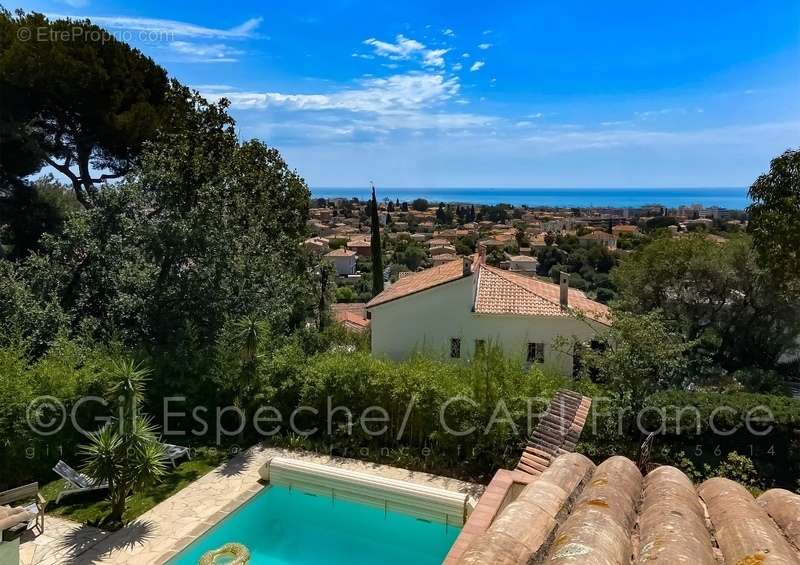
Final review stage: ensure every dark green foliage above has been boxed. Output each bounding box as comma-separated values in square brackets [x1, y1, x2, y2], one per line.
[748, 148, 800, 297]
[0, 10, 171, 207]
[454, 234, 478, 256]
[0, 338, 120, 489]
[0, 175, 80, 259]
[411, 198, 429, 211]
[391, 237, 429, 271]
[2, 88, 314, 347]
[612, 234, 800, 373]
[643, 216, 677, 232]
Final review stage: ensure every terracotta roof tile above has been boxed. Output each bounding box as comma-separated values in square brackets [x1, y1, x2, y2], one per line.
[475, 265, 611, 325]
[452, 455, 800, 565]
[366, 259, 467, 308]
[579, 231, 616, 240]
[367, 261, 610, 325]
[324, 249, 357, 257]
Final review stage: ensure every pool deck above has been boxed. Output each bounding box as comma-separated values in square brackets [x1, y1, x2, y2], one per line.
[21, 444, 483, 564]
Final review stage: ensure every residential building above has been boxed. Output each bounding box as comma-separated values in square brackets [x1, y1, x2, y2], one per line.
[303, 236, 330, 255]
[429, 244, 457, 256]
[366, 258, 610, 375]
[324, 249, 357, 276]
[346, 237, 372, 257]
[432, 253, 459, 266]
[506, 254, 539, 275]
[578, 231, 618, 250]
[611, 224, 640, 236]
[331, 303, 370, 333]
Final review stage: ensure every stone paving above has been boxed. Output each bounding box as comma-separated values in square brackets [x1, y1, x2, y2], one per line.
[19, 444, 483, 564]
[19, 516, 109, 565]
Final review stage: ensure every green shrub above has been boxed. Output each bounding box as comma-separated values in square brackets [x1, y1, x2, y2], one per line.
[0, 338, 119, 488]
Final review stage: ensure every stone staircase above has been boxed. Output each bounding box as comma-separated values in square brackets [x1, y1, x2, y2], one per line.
[516, 389, 592, 477]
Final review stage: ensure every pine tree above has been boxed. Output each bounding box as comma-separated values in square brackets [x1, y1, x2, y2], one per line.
[370, 183, 384, 295]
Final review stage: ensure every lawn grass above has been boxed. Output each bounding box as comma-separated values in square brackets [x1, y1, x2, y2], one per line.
[40, 446, 231, 527]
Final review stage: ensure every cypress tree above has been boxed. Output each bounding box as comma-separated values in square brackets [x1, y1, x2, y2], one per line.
[370, 183, 384, 295]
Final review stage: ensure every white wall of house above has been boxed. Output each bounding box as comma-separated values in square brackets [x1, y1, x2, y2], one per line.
[329, 255, 357, 276]
[369, 275, 604, 375]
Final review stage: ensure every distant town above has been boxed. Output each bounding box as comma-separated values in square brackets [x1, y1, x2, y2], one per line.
[309, 196, 748, 327]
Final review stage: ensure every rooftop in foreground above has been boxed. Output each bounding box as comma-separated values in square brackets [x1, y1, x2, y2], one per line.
[449, 452, 800, 564]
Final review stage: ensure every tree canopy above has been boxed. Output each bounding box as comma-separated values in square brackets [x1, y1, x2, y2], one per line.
[612, 233, 800, 372]
[747, 148, 800, 297]
[0, 10, 171, 207]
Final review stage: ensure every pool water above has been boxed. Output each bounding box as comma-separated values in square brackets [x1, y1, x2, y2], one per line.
[168, 485, 460, 564]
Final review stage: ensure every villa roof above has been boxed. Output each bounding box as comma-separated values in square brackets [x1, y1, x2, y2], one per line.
[452, 453, 800, 565]
[332, 304, 370, 332]
[366, 259, 467, 308]
[475, 265, 610, 325]
[432, 253, 458, 261]
[579, 231, 616, 240]
[611, 224, 639, 233]
[367, 260, 610, 325]
[325, 249, 357, 257]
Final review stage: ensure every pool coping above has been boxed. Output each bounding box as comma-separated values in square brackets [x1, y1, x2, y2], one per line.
[81, 444, 483, 564]
[152, 480, 266, 564]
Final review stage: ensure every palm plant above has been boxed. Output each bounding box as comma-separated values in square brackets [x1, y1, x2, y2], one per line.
[80, 359, 167, 525]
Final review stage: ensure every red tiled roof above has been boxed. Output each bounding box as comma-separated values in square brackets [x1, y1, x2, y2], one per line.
[325, 249, 356, 257]
[334, 310, 370, 331]
[475, 265, 610, 325]
[579, 231, 616, 240]
[366, 259, 467, 308]
[367, 261, 610, 325]
[452, 453, 800, 564]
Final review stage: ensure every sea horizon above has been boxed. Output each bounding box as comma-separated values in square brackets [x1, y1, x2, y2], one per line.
[311, 187, 750, 210]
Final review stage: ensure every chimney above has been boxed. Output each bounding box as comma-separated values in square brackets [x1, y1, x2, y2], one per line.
[560, 271, 570, 308]
[478, 243, 487, 264]
[462, 256, 472, 277]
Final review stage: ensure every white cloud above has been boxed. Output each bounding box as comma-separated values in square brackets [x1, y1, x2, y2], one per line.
[470, 61, 485, 72]
[462, 52, 470, 58]
[363, 34, 450, 70]
[363, 34, 425, 60]
[635, 107, 689, 120]
[48, 14, 263, 38]
[519, 121, 800, 152]
[423, 48, 449, 68]
[191, 83, 238, 92]
[452, 62, 463, 71]
[202, 72, 499, 138]
[478, 43, 492, 50]
[204, 73, 461, 115]
[442, 28, 455, 37]
[168, 41, 243, 62]
[352, 52, 375, 60]
[482, 29, 492, 35]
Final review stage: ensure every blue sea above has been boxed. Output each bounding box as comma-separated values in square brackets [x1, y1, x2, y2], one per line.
[311, 187, 749, 210]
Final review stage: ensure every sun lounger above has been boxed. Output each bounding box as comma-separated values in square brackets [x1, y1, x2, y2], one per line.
[162, 443, 191, 467]
[53, 460, 108, 504]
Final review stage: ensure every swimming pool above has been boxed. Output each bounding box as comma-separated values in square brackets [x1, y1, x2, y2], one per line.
[168, 485, 461, 564]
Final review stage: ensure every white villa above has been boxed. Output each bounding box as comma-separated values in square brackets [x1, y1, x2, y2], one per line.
[366, 257, 610, 375]
[324, 248, 357, 276]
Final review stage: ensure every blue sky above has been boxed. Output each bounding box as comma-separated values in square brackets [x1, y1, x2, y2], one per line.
[11, 0, 800, 187]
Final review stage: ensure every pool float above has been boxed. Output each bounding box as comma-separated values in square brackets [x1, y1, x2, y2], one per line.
[198, 542, 250, 565]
